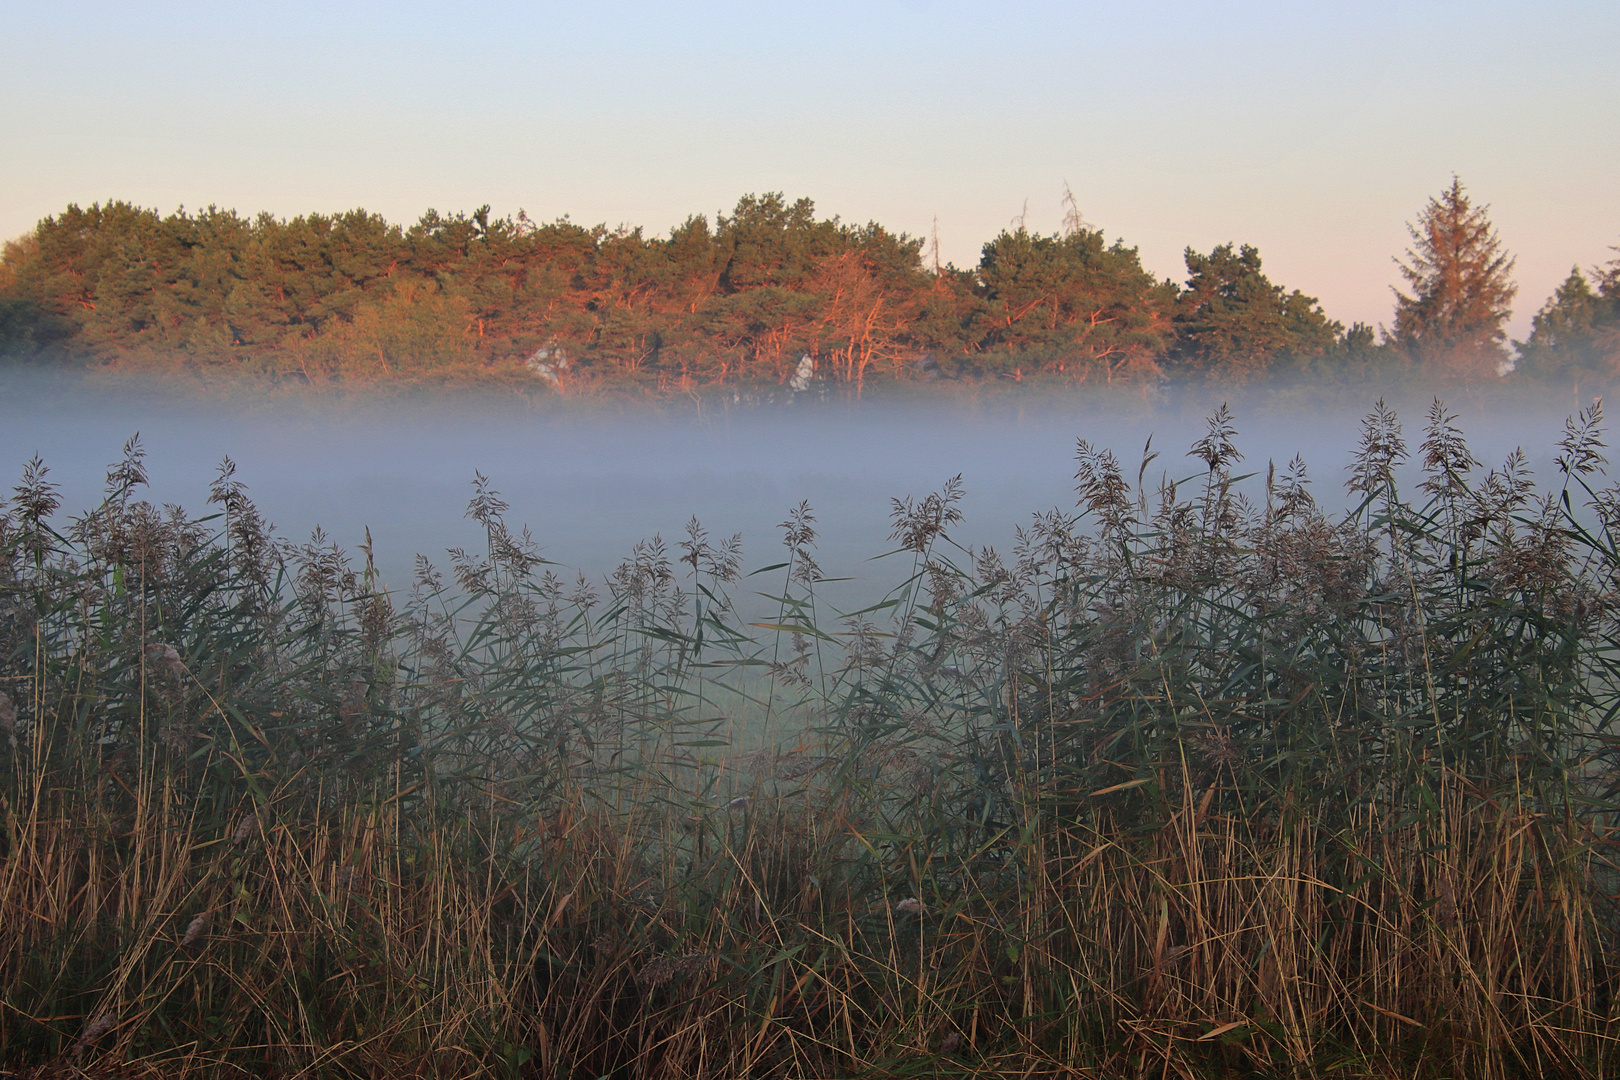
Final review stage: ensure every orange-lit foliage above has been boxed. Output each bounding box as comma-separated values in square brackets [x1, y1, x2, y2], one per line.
[0, 193, 1430, 390]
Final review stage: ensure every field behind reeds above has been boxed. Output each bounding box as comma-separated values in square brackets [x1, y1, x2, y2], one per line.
[4, 401, 1620, 1079]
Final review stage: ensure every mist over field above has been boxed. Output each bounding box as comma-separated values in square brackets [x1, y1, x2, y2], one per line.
[0, 369, 1599, 607]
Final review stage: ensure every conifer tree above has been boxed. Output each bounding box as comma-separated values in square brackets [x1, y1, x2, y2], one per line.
[1391, 177, 1517, 377]
[1170, 243, 1339, 382]
[1516, 252, 1620, 384]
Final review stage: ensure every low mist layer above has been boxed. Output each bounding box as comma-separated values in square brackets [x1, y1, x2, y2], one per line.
[0, 370, 1601, 612]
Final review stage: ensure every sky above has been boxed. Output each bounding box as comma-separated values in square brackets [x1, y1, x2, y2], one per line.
[2, 0, 1616, 340]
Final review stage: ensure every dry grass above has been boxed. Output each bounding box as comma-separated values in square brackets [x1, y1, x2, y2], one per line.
[3, 403, 1620, 1078]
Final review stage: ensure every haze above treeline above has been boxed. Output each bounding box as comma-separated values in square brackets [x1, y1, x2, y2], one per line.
[2, 178, 1615, 395]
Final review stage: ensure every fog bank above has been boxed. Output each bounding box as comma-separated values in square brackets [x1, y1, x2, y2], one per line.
[2, 371, 1604, 612]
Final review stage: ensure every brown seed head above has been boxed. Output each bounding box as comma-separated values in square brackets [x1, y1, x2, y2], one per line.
[180, 914, 208, 947]
[233, 808, 263, 845]
[146, 642, 186, 680]
[72, 1012, 117, 1062]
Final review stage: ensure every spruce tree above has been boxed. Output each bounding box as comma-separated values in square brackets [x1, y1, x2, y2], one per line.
[1391, 177, 1517, 377]
[1516, 252, 1620, 384]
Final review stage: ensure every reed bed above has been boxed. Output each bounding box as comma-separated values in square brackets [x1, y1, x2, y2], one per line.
[3, 401, 1620, 1078]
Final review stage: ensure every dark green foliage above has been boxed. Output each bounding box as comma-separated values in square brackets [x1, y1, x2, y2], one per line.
[949, 226, 1174, 383]
[1170, 243, 1340, 382]
[1516, 256, 1620, 386]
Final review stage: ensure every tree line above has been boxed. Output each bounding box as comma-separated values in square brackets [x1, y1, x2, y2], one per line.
[0, 180, 1614, 391]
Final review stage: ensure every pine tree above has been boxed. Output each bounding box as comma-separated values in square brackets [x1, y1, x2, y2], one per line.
[967, 226, 1174, 383]
[1516, 253, 1620, 384]
[1170, 243, 1340, 383]
[1391, 177, 1517, 377]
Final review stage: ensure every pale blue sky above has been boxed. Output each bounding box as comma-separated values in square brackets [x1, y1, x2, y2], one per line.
[3, 0, 1615, 337]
